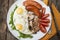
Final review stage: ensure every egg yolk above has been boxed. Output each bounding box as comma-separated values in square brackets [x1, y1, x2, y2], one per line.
[16, 24, 23, 30]
[16, 8, 23, 14]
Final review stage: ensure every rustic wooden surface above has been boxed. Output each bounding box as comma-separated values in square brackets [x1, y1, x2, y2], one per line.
[0, 0, 60, 40]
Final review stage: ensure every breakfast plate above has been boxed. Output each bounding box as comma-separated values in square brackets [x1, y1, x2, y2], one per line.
[7, 0, 52, 40]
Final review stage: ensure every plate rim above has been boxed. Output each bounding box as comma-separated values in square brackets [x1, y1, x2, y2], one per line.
[7, 0, 52, 40]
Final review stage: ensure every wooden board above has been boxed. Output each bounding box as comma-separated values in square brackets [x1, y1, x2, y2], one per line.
[0, 0, 60, 40]
[51, 3, 60, 30]
[0, 0, 17, 40]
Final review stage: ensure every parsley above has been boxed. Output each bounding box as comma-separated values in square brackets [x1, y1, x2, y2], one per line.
[9, 5, 18, 30]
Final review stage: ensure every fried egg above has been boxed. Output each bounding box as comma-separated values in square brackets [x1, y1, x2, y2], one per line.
[13, 6, 32, 34]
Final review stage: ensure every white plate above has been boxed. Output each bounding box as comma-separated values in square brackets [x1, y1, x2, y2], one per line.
[7, 0, 52, 40]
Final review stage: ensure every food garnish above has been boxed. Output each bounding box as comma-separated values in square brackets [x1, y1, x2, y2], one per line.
[9, 5, 18, 30]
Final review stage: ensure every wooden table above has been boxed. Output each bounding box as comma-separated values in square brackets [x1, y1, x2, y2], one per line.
[0, 0, 60, 40]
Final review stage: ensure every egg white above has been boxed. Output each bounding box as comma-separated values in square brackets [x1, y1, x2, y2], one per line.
[13, 6, 32, 34]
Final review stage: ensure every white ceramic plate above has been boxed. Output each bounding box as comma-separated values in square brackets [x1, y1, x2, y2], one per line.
[7, 0, 52, 40]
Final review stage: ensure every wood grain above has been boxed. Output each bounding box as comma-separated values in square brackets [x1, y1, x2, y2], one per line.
[56, 0, 60, 12]
[43, 0, 48, 5]
[0, 0, 17, 40]
[7, 30, 17, 40]
[0, 0, 8, 40]
[51, 3, 60, 30]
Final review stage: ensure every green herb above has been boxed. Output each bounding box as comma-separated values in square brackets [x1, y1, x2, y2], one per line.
[9, 5, 18, 30]
[18, 31, 33, 38]
[9, 11, 16, 30]
[14, 5, 18, 11]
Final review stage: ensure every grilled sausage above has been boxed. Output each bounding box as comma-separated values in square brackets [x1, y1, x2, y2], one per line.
[40, 19, 50, 23]
[26, 5, 41, 18]
[41, 22, 49, 27]
[42, 14, 49, 19]
[23, 1, 42, 10]
[39, 24, 47, 33]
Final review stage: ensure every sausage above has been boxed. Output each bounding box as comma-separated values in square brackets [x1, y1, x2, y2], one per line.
[39, 24, 46, 33]
[38, 18, 50, 23]
[42, 13, 45, 17]
[26, 5, 41, 18]
[40, 19, 50, 23]
[23, 1, 42, 10]
[42, 14, 49, 19]
[41, 22, 49, 27]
